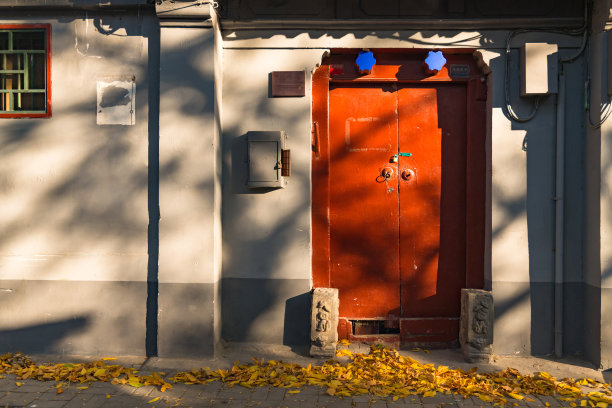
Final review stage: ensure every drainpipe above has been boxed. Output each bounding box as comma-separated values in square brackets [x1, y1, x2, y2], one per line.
[554, 68, 566, 359]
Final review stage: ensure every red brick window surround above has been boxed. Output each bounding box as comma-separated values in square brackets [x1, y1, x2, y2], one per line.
[0, 24, 51, 118]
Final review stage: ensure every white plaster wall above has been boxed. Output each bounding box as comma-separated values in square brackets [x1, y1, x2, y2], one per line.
[0, 17, 150, 283]
[158, 27, 217, 285]
[221, 48, 327, 281]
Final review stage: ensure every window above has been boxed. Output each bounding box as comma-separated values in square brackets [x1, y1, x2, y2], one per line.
[0, 25, 51, 118]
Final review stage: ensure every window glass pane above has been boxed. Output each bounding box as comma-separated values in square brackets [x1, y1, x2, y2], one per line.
[16, 93, 45, 111]
[31, 53, 45, 89]
[0, 73, 18, 90]
[13, 31, 45, 50]
[1, 53, 22, 71]
[0, 33, 8, 50]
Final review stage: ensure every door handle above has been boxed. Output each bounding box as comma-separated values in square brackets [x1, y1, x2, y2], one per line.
[401, 169, 415, 181]
[381, 167, 394, 179]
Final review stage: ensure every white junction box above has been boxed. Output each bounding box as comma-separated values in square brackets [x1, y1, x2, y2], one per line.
[520, 43, 558, 96]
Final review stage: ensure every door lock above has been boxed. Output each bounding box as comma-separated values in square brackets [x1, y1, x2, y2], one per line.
[401, 169, 415, 181]
[391, 152, 412, 163]
[381, 167, 394, 179]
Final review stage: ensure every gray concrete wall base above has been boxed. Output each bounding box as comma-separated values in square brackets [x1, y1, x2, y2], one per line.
[221, 278, 311, 348]
[158, 283, 215, 357]
[601, 286, 612, 369]
[0, 280, 146, 356]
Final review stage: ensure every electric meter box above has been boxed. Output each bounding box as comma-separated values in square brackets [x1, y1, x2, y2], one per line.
[520, 43, 558, 96]
[247, 131, 288, 188]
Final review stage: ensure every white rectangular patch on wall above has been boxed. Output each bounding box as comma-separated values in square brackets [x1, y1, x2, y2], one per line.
[96, 77, 135, 125]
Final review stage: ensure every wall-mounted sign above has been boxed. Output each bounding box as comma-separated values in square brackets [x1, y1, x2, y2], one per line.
[270, 71, 305, 97]
[96, 76, 135, 125]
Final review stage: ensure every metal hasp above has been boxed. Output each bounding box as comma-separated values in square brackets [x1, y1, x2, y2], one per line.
[247, 131, 288, 188]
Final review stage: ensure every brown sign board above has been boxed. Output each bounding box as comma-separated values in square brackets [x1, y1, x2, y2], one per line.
[271, 71, 305, 97]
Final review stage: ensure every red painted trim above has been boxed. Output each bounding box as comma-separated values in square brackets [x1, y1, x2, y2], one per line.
[311, 65, 330, 288]
[465, 78, 487, 289]
[0, 24, 52, 119]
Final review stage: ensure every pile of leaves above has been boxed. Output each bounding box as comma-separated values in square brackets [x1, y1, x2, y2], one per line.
[1, 346, 612, 406]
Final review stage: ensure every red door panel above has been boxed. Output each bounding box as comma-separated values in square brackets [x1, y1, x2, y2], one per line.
[398, 85, 467, 316]
[328, 84, 400, 319]
[397, 85, 467, 343]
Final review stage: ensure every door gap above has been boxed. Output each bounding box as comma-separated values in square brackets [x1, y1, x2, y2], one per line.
[351, 320, 400, 335]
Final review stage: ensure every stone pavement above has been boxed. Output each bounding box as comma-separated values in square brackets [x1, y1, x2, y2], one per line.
[0, 344, 608, 408]
[0, 374, 581, 408]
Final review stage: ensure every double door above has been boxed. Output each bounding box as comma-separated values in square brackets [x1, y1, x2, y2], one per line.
[327, 82, 468, 344]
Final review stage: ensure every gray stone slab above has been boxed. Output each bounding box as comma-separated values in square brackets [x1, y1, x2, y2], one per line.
[370, 400, 389, 408]
[536, 396, 563, 407]
[295, 386, 319, 396]
[13, 384, 53, 393]
[251, 401, 282, 408]
[318, 398, 353, 408]
[81, 384, 115, 395]
[0, 392, 40, 407]
[61, 395, 94, 408]
[425, 393, 457, 404]
[27, 400, 68, 408]
[265, 388, 285, 401]
[218, 386, 252, 400]
[524, 395, 546, 407]
[39, 389, 81, 401]
[247, 386, 269, 400]
[389, 402, 421, 408]
[352, 395, 373, 403]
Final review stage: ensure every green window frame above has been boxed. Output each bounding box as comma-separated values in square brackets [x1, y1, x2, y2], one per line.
[0, 24, 51, 118]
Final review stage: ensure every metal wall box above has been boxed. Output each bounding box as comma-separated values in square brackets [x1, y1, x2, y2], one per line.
[520, 43, 558, 96]
[247, 131, 288, 188]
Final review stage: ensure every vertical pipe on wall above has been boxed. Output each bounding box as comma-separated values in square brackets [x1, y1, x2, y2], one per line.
[554, 69, 566, 358]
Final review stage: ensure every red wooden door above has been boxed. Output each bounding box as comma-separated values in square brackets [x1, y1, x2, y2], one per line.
[397, 85, 467, 344]
[326, 82, 468, 345]
[328, 84, 400, 319]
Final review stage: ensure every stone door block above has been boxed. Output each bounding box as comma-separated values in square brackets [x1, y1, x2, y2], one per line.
[310, 288, 339, 357]
[460, 289, 494, 362]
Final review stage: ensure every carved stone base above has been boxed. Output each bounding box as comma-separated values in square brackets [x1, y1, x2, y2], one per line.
[309, 288, 339, 358]
[459, 289, 494, 363]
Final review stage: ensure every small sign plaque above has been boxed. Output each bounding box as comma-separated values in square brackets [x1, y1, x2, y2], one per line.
[450, 64, 470, 79]
[270, 71, 305, 97]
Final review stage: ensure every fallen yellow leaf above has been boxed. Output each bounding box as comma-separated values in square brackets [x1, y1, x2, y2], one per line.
[148, 397, 160, 403]
[106, 395, 111, 399]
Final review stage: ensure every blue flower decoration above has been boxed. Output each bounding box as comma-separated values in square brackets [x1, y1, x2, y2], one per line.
[356, 51, 376, 73]
[424, 51, 447, 72]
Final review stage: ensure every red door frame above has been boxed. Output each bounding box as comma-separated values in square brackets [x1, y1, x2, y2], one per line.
[312, 49, 489, 342]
